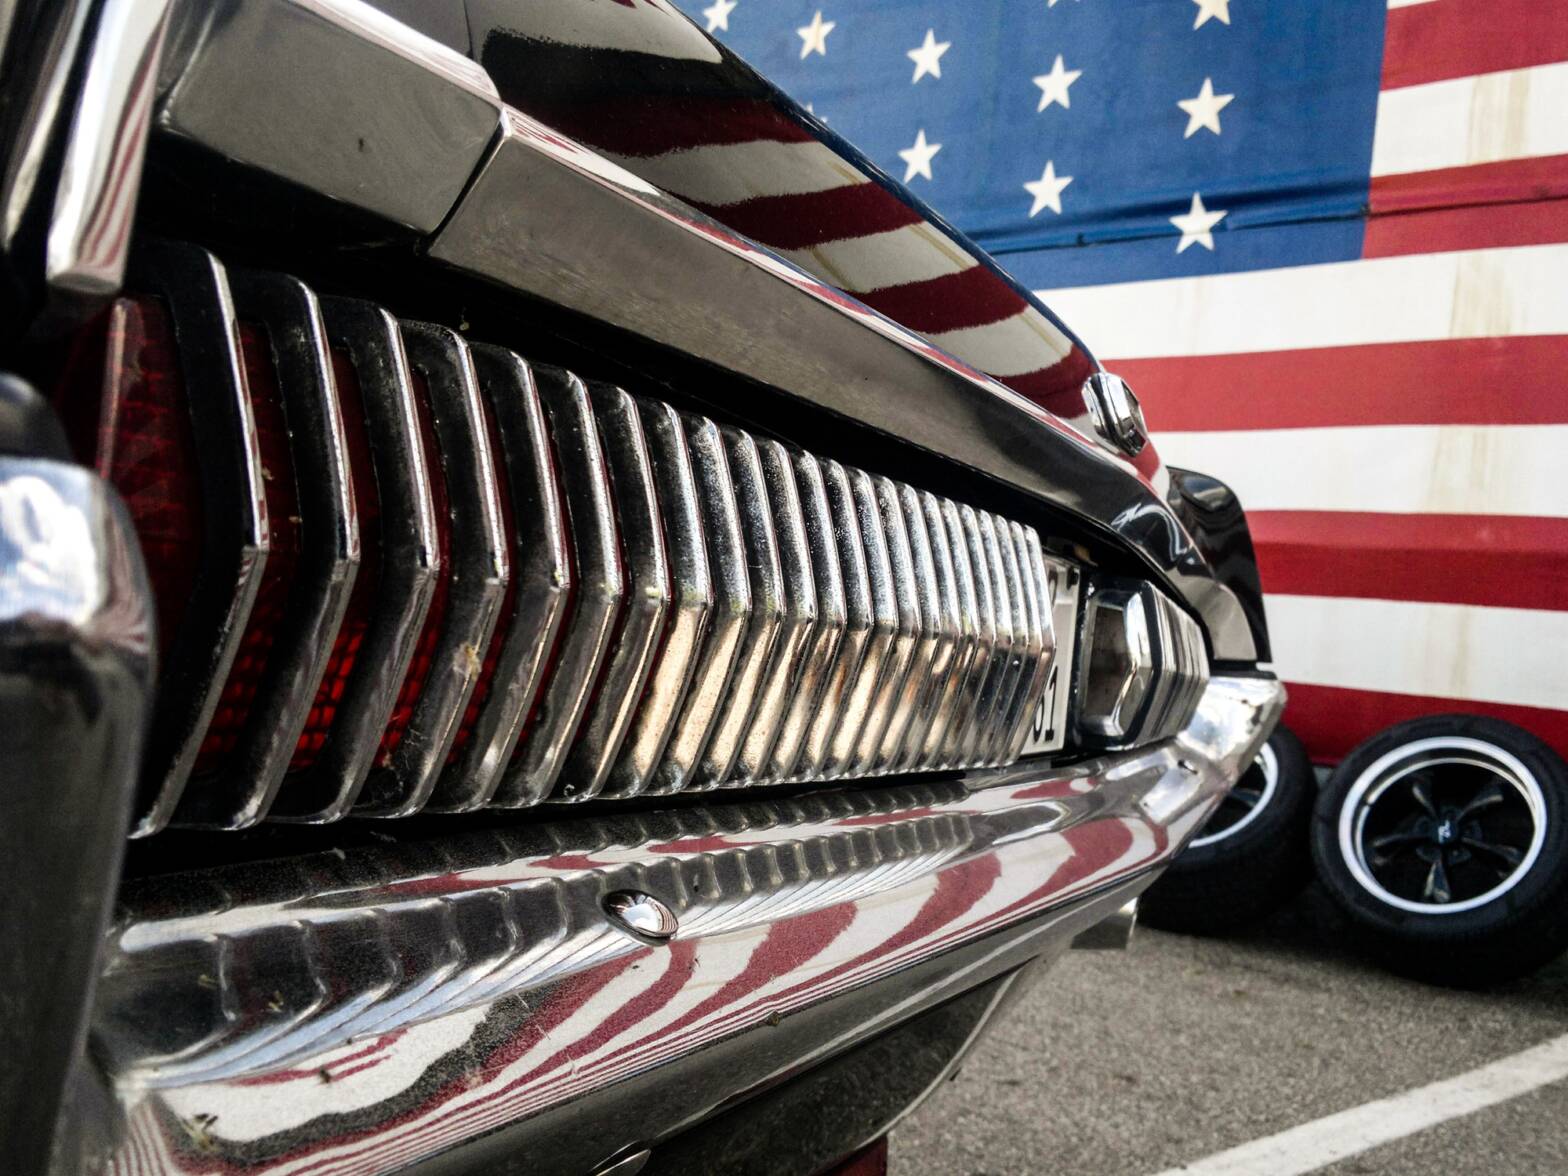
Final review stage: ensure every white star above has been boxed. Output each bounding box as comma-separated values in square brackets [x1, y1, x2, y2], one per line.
[1033, 54, 1082, 112]
[1192, 0, 1231, 29]
[898, 129, 941, 182]
[1177, 77, 1234, 137]
[703, 0, 736, 32]
[906, 29, 950, 83]
[1170, 192, 1227, 252]
[1024, 161, 1073, 216]
[798, 10, 835, 59]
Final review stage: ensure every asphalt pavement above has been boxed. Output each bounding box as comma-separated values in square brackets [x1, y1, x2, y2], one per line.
[891, 887, 1568, 1175]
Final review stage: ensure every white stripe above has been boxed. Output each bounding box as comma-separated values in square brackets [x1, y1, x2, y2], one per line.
[1372, 61, 1568, 177]
[1153, 1033, 1568, 1176]
[927, 308, 1075, 376]
[1387, 0, 1437, 7]
[1267, 595, 1568, 712]
[1036, 243, 1568, 358]
[604, 139, 868, 207]
[1151, 424, 1568, 518]
[779, 220, 977, 292]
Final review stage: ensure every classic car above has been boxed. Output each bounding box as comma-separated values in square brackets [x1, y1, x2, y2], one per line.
[0, 1, 1281, 1173]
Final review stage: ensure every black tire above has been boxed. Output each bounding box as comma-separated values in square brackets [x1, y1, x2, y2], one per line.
[1311, 714, 1568, 988]
[1141, 724, 1315, 935]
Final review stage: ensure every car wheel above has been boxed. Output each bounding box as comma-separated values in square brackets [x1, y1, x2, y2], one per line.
[1141, 724, 1315, 934]
[1311, 715, 1568, 987]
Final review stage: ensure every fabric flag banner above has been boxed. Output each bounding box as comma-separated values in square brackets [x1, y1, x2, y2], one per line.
[677, 0, 1568, 762]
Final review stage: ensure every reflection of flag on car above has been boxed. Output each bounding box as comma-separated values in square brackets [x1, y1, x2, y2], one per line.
[679, 0, 1568, 762]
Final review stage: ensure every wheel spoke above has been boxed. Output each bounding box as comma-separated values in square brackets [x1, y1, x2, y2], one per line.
[1369, 830, 1426, 855]
[1408, 776, 1438, 817]
[1423, 854, 1453, 903]
[1462, 835, 1524, 871]
[1225, 789, 1263, 812]
[1455, 782, 1506, 822]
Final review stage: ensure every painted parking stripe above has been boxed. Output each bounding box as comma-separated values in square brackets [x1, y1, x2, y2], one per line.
[1153, 1032, 1568, 1176]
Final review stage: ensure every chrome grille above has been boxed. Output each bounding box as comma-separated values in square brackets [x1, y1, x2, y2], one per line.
[122, 244, 1079, 832]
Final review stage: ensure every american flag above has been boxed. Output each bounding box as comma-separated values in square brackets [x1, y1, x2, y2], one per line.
[675, 0, 1568, 764]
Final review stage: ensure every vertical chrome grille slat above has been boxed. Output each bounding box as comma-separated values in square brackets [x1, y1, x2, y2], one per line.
[269, 299, 438, 823]
[765, 451, 846, 783]
[173, 269, 359, 829]
[949, 505, 999, 765]
[554, 384, 670, 801]
[900, 490, 961, 771]
[933, 498, 983, 769]
[128, 242, 269, 835]
[996, 522, 1048, 764]
[976, 513, 1024, 766]
[430, 345, 570, 811]
[492, 367, 622, 807]
[852, 475, 921, 773]
[647, 415, 750, 796]
[827, 468, 898, 776]
[692, 428, 784, 789]
[603, 399, 713, 798]
[729, 438, 818, 785]
[798, 459, 874, 781]
[355, 323, 509, 816]
[881, 482, 946, 770]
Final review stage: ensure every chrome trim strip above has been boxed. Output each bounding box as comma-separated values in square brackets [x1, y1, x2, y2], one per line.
[992, 521, 1043, 765]
[603, 400, 712, 798]
[692, 428, 783, 789]
[431, 345, 570, 810]
[425, 104, 1257, 659]
[156, 0, 501, 233]
[174, 269, 359, 828]
[647, 415, 748, 795]
[729, 437, 817, 785]
[46, 0, 172, 297]
[493, 367, 622, 806]
[555, 384, 669, 801]
[269, 299, 438, 822]
[129, 241, 268, 836]
[92, 676, 1285, 1176]
[765, 451, 846, 782]
[356, 323, 509, 815]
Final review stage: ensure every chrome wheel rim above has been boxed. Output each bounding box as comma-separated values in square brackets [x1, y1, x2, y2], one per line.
[1338, 736, 1546, 915]
[1192, 740, 1279, 848]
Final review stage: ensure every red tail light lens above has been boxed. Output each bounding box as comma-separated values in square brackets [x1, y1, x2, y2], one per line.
[195, 324, 302, 774]
[291, 348, 378, 770]
[378, 368, 451, 761]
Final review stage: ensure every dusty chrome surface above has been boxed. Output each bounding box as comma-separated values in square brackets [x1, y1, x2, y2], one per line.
[156, 0, 501, 232]
[90, 675, 1283, 1176]
[173, 269, 359, 830]
[267, 298, 439, 824]
[358, 323, 509, 816]
[0, 458, 152, 1176]
[130, 242, 269, 836]
[46, 0, 172, 297]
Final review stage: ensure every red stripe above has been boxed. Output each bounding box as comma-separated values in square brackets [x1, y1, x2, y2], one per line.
[1001, 348, 1096, 415]
[1382, 0, 1568, 91]
[1250, 511, 1568, 612]
[1117, 336, 1568, 432]
[1365, 195, 1568, 258]
[855, 265, 1030, 334]
[1283, 681, 1568, 765]
[693, 182, 924, 251]
[519, 96, 814, 158]
[1369, 154, 1568, 215]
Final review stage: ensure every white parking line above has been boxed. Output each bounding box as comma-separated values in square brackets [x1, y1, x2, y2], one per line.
[1153, 1032, 1568, 1176]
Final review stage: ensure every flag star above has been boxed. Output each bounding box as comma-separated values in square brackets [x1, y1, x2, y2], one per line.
[1178, 77, 1234, 137]
[898, 129, 941, 182]
[907, 29, 950, 83]
[1170, 192, 1227, 252]
[798, 10, 835, 59]
[1024, 161, 1073, 216]
[703, 0, 736, 33]
[1192, 0, 1231, 29]
[1033, 54, 1082, 112]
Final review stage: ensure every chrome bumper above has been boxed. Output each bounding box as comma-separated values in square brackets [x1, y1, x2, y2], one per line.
[91, 674, 1282, 1175]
